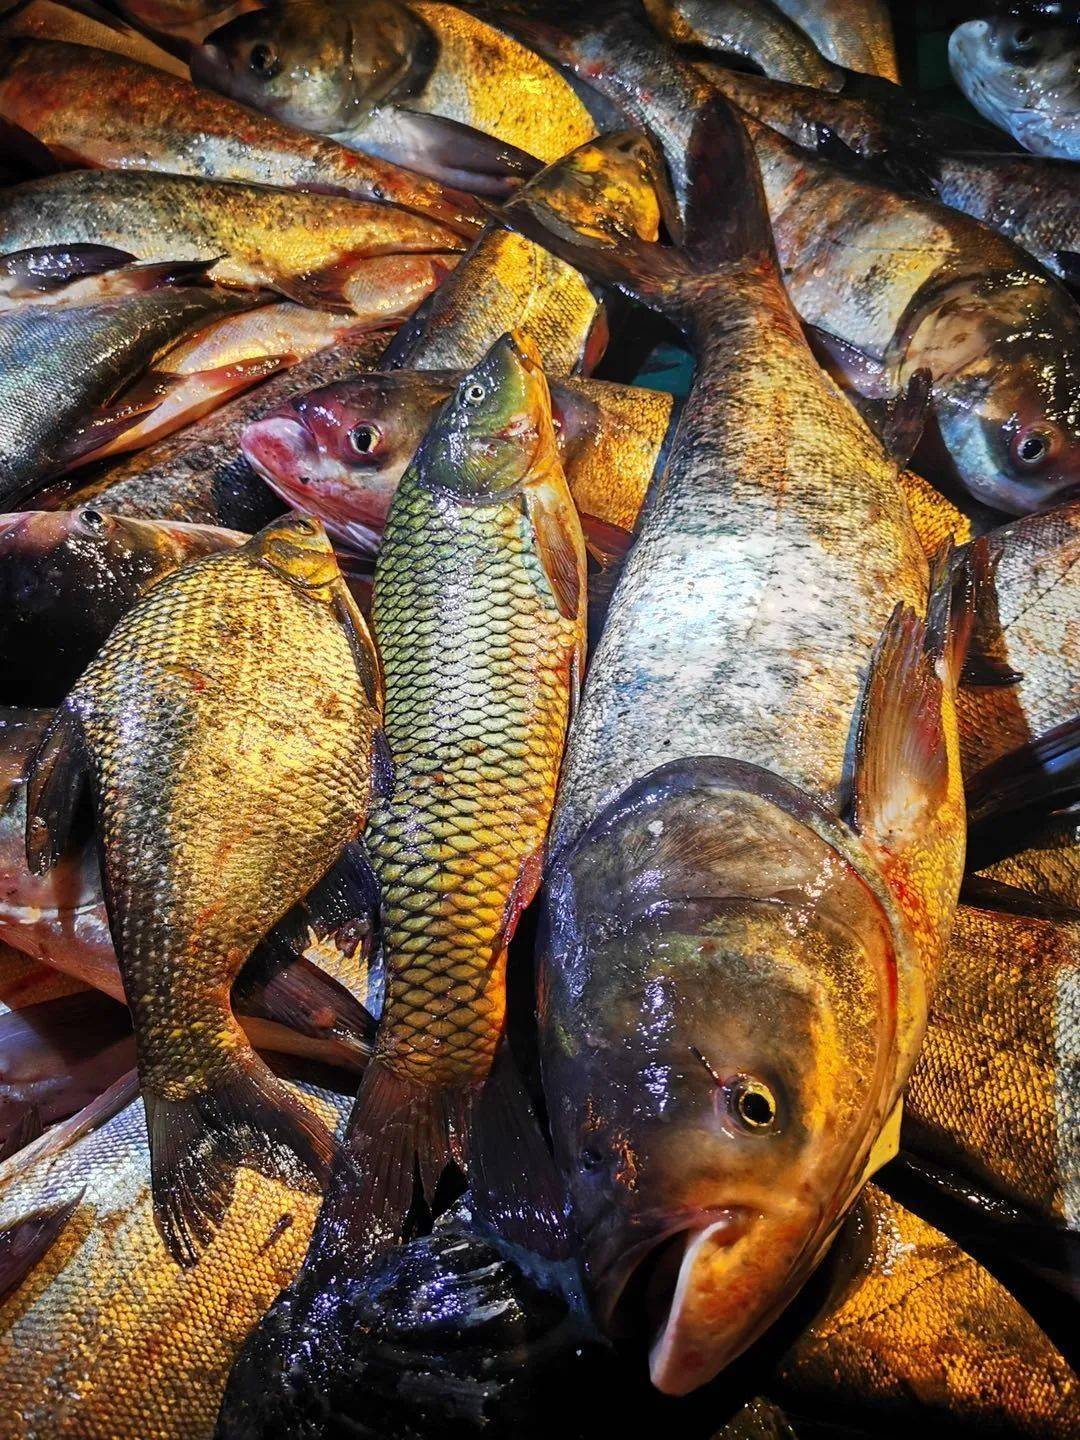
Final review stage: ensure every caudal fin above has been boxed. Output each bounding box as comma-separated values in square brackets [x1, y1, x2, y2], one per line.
[144, 1059, 337, 1267]
[497, 98, 775, 325]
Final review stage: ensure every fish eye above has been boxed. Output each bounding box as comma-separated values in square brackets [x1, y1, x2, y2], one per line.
[291, 517, 318, 536]
[1003, 24, 1040, 60]
[78, 508, 105, 531]
[348, 423, 381, 457]
[462, 382, 486, 406]
[1010, 423, 1059, 472]
[579, 1145, 605, 1173]
[248, 42, 280, 78]
[727, 1076, 779, 1133]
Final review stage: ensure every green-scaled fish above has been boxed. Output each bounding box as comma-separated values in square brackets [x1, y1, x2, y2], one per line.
[351, 331, 586, 1244]
[23, 515, 383, 1264]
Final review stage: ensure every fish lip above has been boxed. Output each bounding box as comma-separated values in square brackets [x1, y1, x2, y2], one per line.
[592, 1205, 754, 1334]
[241, 412, 321, 490]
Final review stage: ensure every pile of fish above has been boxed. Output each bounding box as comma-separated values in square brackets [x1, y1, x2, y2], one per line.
[0, 0, 1077, 1435]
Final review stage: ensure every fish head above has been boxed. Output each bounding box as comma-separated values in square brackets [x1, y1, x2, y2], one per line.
[241, 373, 454, 552]
[540, 759, 902, 1395]
[949, 18, 1076, 150]
[192, 0, 428, 131]
[511, 130, 674, 249]
[419, 332, 555, 501]
[917, 277, 1080, 514]
[248, 512, 342, 596]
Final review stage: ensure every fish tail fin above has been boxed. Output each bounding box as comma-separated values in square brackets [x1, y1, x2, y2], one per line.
[471, 1045, 570, 1260]
[144, 1056, 337, 1267]
[499, 97, 774, 324]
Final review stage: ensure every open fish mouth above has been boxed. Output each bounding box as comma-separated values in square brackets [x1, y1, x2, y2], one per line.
[595, 1207, 755, 1381]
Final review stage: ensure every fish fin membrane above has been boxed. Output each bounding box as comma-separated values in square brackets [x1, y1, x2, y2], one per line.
[24, 702, 91, 876]
[499, 97, 774, 323]
[522, 483, 585, 622]
[881, 367, 932, 468]
[0, 243, 136, 294]
[470, 1045, 570, 1261]
[0, 1100, 42, 1164]
[274, 260, 371, 315]
[967, 715, 1080, 840]
[0, 990, 134, 1132]
[579, 511, 633, 568]
[1053, 251, 1080, 292]
[232, 952, 376, 1062]
[956, 534, 1024, 687]
[330, 583, 383, 712]
[0, 1192, 83, 1303]
[144, 1059, 337, 1267]
[0, 117, 60, 177]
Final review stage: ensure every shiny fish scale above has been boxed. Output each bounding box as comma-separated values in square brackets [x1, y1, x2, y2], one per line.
[72, 549, 372, 1099]
[368, 483, 576, 1087]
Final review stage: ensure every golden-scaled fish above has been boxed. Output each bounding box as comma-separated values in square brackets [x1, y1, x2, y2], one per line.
[0, 0, 189, 74]
[0, 39, 483, 238]
[347, 332, 586, 1245]
[642, 0, 841, 89]
[904, 896, 1079, 1233]
[241, 367, 674, 554]
[0, 169, 464, 315]
[193, 0, 595, 191]
[503, 100, 969, 1394]
[23, 516, 383, 1264]
[0, 1084, 351, 1439]
[776, 1184, 1079, 1435]
[386, 128, 667, 375]
[769, 0, 898, 80]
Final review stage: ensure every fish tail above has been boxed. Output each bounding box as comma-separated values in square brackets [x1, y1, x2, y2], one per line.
[144, 1056, 337, 1268]
[497, 96, 775, 322]
[329, 1047, 567, 1263]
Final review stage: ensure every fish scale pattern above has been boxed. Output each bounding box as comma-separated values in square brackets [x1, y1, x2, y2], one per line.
[368, 480, 579, 1088]
[69, 544, 375, 1100]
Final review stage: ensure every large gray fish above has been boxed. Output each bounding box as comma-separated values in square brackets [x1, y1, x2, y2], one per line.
[745, 116, 1080, 515]
[641, 0, 842, 89]
[0, 276, 254, 507]
[950, 17, 1080, 160]
[50, 326, 395, 529]
[769, 0, 898, 80]
[192, 0, 594, 192]
[503, 102, 968, 1394]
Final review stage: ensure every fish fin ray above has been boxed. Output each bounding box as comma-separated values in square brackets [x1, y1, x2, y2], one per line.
[0, 1192, 83, 1302]
[274, 260, 367, 314]
[523, 485, 586, 622]
[144, 1059, 336, 1267]
[579, 511, 633, 567]
[881, 367, 932, 468]
[331, 583, 383, 712]
[24, 703, 90, 876]
[967, 715, 1080, 838]
[0, 1101, 42, 1164]
[470, 1045, 569, 1260]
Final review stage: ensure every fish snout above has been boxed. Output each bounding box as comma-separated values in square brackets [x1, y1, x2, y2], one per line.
[241, 413, 321, 493]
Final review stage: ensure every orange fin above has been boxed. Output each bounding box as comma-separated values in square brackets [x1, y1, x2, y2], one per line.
[579, 510, 633, 567]
[523, 483, 586, 622]
[275, 259, 366, 314]
[0, 1193, 83, 1302]
[491, 847, 546, 964]
[144, 1058, 337, 1267]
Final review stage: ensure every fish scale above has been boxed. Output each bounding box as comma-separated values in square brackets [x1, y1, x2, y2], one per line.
[369, 488, 576, 1087]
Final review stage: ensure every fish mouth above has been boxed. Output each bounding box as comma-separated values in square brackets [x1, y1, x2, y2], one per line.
[242, 413, 323, 492]
[597, 1208, 754, 1368]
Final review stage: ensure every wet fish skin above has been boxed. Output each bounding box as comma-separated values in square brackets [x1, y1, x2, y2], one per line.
[114, 0, 260, 44]
[904, 899, 1080, 1231]
[0, 1086, 350, 1440]
[51, 326, 395, 530]
[956, 502, 1080, 780]
[770, 0, 898, 80]
[25, 515, 382, 1264]
[241, 368, 674, 552]
[776, 1183, 1080, 1435]
[0, 282, 254, 507]
[746, 116, 1080, 515]
[510, 102, 965, 1395]
[627, 0, 842, 90]
[193, 0, 596, 173]
[950, 18, 1080, 160]
[0, 39, 484, 237]
[387, 128, 665, 374]
[0, 0, 189, 75]
[0, 509, 242, 706]
[0, 169, 465, 315]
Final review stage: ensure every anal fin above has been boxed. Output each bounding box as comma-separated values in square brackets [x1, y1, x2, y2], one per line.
[25, 704, 91, 877]
[0, 1192, 83, 1302]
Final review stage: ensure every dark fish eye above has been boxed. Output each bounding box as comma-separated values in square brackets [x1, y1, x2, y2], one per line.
[79, 507, 105, 532]
[463, 382, 486, 406]
[248, 42, 280, 78]
[579, 1145, 604, 1173]
[727, 1076, 779, 1133]
[1011, 424, 1058, 471]
[348, 423, 380, 457]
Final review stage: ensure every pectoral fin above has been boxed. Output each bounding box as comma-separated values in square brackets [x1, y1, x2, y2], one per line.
[523, 483, 585, 622]
[25, 704, 91, 877]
